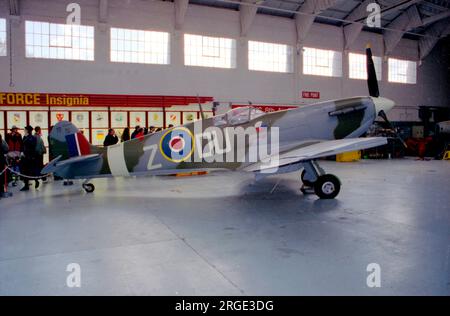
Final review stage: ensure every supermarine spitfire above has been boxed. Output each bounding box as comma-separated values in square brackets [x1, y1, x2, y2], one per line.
[43, 46, 396, 199]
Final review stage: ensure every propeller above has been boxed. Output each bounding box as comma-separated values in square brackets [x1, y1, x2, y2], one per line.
[366, 44, 380, 98]
[366, 44, 407, 148]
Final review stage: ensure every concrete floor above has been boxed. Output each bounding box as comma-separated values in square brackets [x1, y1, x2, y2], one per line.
[0, 159, 449, 295]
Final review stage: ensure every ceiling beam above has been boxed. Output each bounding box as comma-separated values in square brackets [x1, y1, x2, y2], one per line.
[9, 0, 20, 16]
[377, 0, 422, 19]
[343, 0, 373, 49]
[419, 17, 450, 59]
[421, 9, 450, 26]
[384, 5, 423, 55]
[98, 0, 108, 23]
[295, 0, 339, 44]
[174, 0, 189, 30]
[343, 0, 423, 49]
[240, 0, 261, 37]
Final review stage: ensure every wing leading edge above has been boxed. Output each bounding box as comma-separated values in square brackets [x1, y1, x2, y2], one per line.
[243, 137, 387, 173]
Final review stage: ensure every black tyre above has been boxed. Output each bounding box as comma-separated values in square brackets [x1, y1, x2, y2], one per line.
[314, 174, 341, 199]
[83, 183, 95, 193]
[301, 169, 315, 187]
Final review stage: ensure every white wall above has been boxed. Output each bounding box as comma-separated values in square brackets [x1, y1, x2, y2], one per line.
[0, 0, 449, 121]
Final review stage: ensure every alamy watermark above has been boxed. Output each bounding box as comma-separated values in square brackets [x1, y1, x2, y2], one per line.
[366, 3, 381, 28]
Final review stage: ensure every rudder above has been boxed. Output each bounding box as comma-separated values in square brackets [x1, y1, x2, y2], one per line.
[49, 121, 93, 160]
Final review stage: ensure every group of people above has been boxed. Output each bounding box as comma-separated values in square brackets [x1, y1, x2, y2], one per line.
[0, 125, 47, 195]
[103, 125, 172, 147]
[0, 123, 175, 196]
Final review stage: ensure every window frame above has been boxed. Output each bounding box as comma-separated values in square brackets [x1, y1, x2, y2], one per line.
[184, 33, 237, 69]
[388, 57, 417, 84]
[110, 26, 170, 65]
[25, 20, 95, 61]
[248, 40, 294, 73]
[303, 47, 343, 78]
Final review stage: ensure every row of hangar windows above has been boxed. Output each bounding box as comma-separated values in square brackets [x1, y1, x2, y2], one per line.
[0, 18, 417, 84]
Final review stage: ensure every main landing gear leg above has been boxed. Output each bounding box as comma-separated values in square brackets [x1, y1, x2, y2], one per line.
[82, 179, 95, 193]
[300, 160, 341, 199]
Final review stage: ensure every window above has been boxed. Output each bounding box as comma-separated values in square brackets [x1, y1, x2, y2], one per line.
[184, 34, 236, 69]
[303, 47, 342, 77]
[110, 27, 170, 64]
[25, 20, 94, 61]
[349, 52, 382, 80]
[248, 41, 293, 73]
[0, 18, 6, 56]
[388, 58, 417, 84]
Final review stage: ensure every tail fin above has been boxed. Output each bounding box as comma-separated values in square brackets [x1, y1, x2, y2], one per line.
[49, 121, 94, 160]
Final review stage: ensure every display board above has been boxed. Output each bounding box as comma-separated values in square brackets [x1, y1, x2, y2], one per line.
[51, 111, 69, 125]
[111, 111, 127, 128]
[148, 111, 164, 127]
[91, 111, 109, 128]
[29, 111, 48, 128]
[183, 112, 198, 124]
[7, 111, 27, 130]
[92, 129, 108, 146]
[166, 111, 181, 127]
[130, 112, 146, 127]
[72, 111, 89, 128]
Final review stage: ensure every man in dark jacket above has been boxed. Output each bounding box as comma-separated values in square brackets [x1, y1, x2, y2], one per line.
[0, 134, 8, 197]
[20, 125, 38, 191]
[103, 129, 119, 147]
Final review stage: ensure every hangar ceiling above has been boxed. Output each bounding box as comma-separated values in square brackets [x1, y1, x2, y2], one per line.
[180, 0, 450, 58]
[6, 0, 450, 59]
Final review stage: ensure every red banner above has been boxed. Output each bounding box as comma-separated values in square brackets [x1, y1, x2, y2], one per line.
[0, 92, 213, 108]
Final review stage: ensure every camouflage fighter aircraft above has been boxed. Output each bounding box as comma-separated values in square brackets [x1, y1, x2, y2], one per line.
[43, 47, 396, 199]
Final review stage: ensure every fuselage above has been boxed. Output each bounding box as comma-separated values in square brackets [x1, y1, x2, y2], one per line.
[51, 96, 390, 179]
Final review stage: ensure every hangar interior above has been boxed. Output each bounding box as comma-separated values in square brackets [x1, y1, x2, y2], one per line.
[0, 0, 449, 295]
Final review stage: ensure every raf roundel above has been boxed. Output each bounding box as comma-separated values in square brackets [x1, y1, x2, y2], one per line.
[159, 127, 195, 163]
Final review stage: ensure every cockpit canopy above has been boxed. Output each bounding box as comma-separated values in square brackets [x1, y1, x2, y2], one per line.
[213, 107, 266, 126]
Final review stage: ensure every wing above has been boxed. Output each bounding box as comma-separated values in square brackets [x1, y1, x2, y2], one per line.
[243, 137, 387, 173]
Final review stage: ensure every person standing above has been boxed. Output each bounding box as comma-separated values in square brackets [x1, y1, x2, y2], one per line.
[34, 126, 47, 181]
[103, 129, 119, 147]
[6, 125, 23, 186]
[0, 134, 9, 197]
[5, 125, 23, 153]
[131, 126, 140, 139]
[20, 125, 38, 191]
[121, 127, 130, 142]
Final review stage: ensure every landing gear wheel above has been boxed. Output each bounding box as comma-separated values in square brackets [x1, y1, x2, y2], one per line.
[63, 180, 74, 186]
[82, 183, 95, 193]
[314, 174, 341, 199]
[301, 169, 315, 187]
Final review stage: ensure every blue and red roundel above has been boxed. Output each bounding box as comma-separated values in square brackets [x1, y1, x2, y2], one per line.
[159, 127, 194, 162]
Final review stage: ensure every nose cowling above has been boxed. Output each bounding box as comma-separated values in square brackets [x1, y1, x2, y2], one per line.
[372, 97, 395, 115]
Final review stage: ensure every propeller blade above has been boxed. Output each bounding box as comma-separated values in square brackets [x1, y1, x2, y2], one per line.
[379, 110, 408, 149]
[366, 44, 380, 98]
